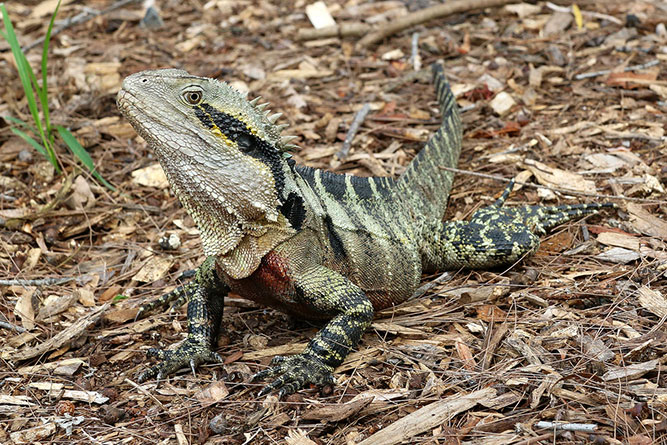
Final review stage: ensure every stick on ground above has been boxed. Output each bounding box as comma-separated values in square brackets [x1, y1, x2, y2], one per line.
[356, 0, 516, 49]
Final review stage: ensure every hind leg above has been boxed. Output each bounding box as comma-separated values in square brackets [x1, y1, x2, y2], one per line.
[422, 181, 615, 271]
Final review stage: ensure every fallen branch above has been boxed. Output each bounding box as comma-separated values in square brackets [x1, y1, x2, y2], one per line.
[0, 320, 26, 333]
[8, 303, 109, 361]
[574, 59, 660, 80]
[356, 0, 516, 50]
[298, 23, 369, 41]
[0, 277, 78, 287]
[545, 1, 622, 25]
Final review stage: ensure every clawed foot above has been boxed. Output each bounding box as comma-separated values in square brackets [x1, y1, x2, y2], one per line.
[476, 179, 616, 234]
[252, 354, 335, 397]
[137, 337, 223, 383]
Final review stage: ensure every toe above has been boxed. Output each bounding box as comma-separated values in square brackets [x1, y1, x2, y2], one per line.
[259, 372, 294, 396]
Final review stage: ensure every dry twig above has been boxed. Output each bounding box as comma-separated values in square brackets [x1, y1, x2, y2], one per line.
[356, 0, 516, 49]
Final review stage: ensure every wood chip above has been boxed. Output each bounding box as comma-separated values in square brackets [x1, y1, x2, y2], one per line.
[602, 359, 659, 381]
[627, 203, 667, 241]
[267, 69, 334, 81]
[305, 1, 336, 29]
[18, 358, 85, 376]
[637, 286, 667, 319]
[132, 256, 174, 282]
[504, 3, 541, 18]
[9, 422, 56, 444]
[597, 232, 640, 251]
[0, 394, 35, 406]
[131, 163, 169, 189]
[489, 91, 516, 116]
[302, 394, 373, 421]
[356, 387, 496, 445]
[244, 342, 307, 360]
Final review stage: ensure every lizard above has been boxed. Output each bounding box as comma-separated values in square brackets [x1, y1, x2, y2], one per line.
[117, 63, 613, 396]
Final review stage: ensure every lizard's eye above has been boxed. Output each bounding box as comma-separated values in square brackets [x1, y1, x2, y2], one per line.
[183, 90, 202, 105]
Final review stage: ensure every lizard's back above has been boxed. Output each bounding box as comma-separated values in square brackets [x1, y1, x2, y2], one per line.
[291, 165, 422, 309]
[288, 66, 462, 308]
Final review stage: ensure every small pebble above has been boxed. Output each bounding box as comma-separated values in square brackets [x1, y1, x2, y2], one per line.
[158, 233, 181, 250]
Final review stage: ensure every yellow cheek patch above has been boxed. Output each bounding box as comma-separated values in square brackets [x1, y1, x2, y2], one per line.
[210, 126, 235, 147]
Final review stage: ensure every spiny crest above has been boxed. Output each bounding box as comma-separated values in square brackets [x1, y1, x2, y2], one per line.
[246, 94, 300, 152]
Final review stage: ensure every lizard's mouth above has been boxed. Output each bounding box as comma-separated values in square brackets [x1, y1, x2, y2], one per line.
[116, 88, 143, 122]
[117, 88, 194, 139]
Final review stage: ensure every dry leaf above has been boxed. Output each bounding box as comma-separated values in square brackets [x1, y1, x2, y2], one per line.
[285, 429, 318, 445]
[595, 247, 641, 264]
[476, 304, 508, 322]
[195, 381, 230, 405]
[543, 11, 573, 36]
[132, 256, 173, 282]
[523, 159, 596, 194]
[455, 339, 476, 370]
[626, 203, 667, 240]
[14, 288, 36, 331]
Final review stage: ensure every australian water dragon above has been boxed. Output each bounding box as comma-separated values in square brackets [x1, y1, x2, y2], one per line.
[117, 64, 612, 396]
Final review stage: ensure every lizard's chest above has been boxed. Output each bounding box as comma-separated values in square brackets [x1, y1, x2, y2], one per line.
[219, 250, 329, 319]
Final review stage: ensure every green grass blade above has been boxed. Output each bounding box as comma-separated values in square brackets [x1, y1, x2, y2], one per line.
[4, 115, 38, 133]
[1, 6, 41, 129]
[0, 4, 59, 171]
[10, 127, 48, 157]
[40, 0, 62, 134]
[56, 125, 116, 191]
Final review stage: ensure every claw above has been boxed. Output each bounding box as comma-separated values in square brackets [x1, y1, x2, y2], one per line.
[136, 337, 222, 383]
[253, 353, 335, 397]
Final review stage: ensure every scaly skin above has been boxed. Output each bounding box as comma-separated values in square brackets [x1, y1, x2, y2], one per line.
[117, 64, 612, 395]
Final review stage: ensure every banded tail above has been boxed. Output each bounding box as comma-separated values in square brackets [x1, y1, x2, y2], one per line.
[397, 64, 462, 226]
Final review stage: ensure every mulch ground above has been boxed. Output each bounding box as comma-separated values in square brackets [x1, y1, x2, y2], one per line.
[1, 0, 666, 444]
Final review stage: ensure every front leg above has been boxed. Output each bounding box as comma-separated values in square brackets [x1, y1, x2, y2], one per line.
[137, 256, 228, 382]
[253, 264, 374, 397]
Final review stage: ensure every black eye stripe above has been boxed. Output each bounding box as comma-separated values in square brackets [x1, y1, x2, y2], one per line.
[194, 102, 287, 199]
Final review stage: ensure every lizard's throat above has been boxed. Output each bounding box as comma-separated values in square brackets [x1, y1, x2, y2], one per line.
[157, 152, 282, 257]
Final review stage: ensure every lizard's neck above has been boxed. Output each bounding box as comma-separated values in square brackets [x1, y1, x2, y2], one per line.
[156, 146, 295, 278]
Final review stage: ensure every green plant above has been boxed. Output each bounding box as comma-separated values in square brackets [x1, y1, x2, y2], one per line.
[1, 1, 115, 190]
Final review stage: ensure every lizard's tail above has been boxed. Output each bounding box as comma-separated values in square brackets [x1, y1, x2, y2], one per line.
[397, 63, 462, 225]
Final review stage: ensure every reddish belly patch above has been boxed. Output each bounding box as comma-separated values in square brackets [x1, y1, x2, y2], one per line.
[224, 250, 295, 308]
[253, 250, 292, 294]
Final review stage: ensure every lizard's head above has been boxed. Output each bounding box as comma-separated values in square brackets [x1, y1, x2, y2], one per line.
[117, 69, 297, 226]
